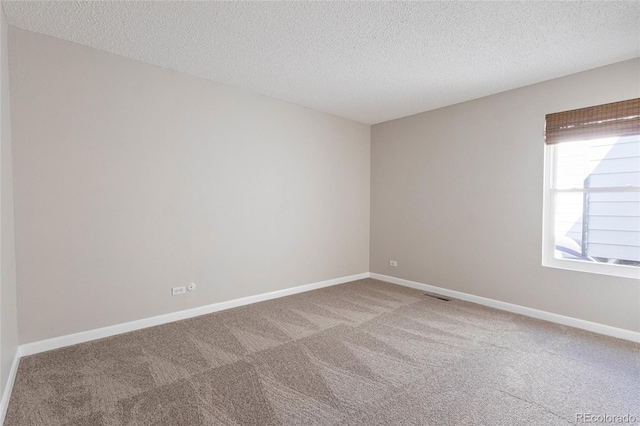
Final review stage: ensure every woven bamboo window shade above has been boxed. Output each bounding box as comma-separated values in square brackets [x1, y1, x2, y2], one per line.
[545, 98, 640, 144]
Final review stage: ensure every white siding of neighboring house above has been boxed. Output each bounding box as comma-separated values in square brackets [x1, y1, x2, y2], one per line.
[585, 135, 640, 261]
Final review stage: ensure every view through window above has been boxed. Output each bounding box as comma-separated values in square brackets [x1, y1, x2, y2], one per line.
[552, 135, 640, 267]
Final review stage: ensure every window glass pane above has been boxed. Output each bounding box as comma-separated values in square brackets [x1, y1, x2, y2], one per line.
[553, 190, 640, 266]
[554, 135, 640, 189]
[553, 191, 585, 260]
[552, 133, 640, 267]
[589, 172, 640, 188]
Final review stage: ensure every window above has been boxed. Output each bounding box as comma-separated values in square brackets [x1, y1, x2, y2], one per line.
[543, 98, 640, 279]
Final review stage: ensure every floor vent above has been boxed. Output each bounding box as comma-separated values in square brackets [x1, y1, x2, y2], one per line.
[424, 293, 451, 301]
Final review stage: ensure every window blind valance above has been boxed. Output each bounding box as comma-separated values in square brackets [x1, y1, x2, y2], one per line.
[545, 98, 640, 144]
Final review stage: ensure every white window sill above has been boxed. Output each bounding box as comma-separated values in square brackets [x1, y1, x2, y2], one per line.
[543, 257, 640, 279]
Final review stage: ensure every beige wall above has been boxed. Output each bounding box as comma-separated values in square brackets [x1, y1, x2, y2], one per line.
[6, 25, 638, 347]
[371, 58, 640, 333]
[1, 8, 19, 402]
[10, 28, 370, 344]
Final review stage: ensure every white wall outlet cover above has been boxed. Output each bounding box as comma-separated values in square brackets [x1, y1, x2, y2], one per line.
[390, 261, 398, 267]
[172, 286, 186, 296]
[188, 283, 196, 292]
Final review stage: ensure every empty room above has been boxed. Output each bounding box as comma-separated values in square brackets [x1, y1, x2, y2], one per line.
[0, 1, 638, 425]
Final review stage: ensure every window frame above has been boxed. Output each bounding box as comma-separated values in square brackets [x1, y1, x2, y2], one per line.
[542, 142, 640, 279]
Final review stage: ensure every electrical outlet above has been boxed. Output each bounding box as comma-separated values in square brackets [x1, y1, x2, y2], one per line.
[172, 286, 186, 296]
[390, 260, 398, 267]
[188, 282, 196, 292]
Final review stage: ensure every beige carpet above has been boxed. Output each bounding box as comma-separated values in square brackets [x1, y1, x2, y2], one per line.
[5, 278, 639, 425]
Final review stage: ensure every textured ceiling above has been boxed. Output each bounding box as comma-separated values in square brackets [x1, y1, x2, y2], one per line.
[3, 1, 640, 124]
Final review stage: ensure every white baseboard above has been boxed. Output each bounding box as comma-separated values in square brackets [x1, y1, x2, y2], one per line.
[13, 270, 640, 366]
[0, 347, 21, 425]
[19, 272, 369, 357]
[370, 273, 640, 343]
